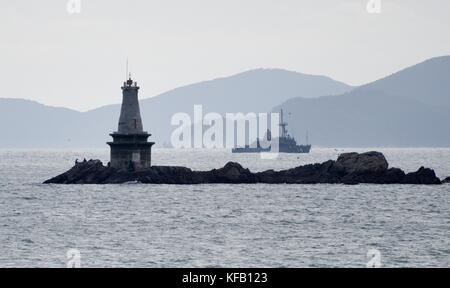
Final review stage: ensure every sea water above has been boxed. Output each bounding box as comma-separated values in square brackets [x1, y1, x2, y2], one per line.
[0, 148, 449, 267]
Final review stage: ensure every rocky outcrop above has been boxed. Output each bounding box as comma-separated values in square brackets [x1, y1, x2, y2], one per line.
[44, 152, 442, 185]
[402, 167, 442, 185]
[443, 177, 450, 184]
[333, 151, 388, 174]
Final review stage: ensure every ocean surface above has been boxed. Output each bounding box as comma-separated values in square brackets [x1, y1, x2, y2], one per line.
[0, 148, 449, 267]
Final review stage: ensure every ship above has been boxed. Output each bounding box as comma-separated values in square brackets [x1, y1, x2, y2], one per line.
[232, 109, 311, 154]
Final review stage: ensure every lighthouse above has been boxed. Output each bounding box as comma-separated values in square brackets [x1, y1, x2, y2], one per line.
[107, 75, 154, 171]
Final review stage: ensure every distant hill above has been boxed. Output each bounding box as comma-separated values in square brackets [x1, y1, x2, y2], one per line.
[274, 88, 450, 147]
[0, 99, 83, 147]
[274, 56, 450, 147]
[362, 56, 450, 108]
[2, 56, 449, 148]
[0, 69, 351, 148]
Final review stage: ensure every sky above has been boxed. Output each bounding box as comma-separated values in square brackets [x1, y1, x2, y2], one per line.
[1, 0, 450, 111]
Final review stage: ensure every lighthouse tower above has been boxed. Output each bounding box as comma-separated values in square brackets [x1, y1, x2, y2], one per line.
[107, 75, 154, 171]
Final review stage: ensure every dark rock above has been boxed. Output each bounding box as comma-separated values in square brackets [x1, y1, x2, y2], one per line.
[207, 162, 258, 183]
[380, 168, 407, 184]
[333, 151, 388, 175]
[44, 160, 116, 184]
[329, 152, 398, 184]
[257, 160, 340, 184]
[402, 167, 441, 185]
[443, 177, 450, 184]
[43, 152, 442, 185]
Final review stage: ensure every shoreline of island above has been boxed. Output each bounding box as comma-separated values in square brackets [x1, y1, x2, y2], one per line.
[44, 151, 448, 185]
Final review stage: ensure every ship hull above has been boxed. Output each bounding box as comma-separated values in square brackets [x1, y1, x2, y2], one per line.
[231, 147, 271, 153]
[232, 144, 311, 154]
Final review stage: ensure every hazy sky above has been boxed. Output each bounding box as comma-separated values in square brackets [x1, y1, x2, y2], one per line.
[1, 0, 450, 111]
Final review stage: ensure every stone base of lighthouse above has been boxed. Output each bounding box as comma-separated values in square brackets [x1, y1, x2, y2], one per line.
[107, 133, 154, 171]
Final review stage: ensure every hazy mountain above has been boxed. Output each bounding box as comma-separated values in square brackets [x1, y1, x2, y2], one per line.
[0, 99, 82, 147]
[362, 56, 450, 108]
[0, 69, 352, 148]
[274, 56, 450, 147]
[274, 88, 450, 147]
[2, 56, 449, 148]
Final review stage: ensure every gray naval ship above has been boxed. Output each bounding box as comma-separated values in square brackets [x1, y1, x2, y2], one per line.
[232, 109, 311, 154]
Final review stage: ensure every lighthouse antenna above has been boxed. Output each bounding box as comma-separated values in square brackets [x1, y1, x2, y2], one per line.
[126, 58, 129, 80]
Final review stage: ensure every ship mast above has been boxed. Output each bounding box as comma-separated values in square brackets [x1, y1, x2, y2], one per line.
[279, 109, 288, 138]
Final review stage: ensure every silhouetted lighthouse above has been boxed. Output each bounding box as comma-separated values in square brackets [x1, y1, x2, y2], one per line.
[107, 74, 154, 170]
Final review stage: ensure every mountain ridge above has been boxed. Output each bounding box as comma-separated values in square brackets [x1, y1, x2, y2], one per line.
[1, 56, 449, 148]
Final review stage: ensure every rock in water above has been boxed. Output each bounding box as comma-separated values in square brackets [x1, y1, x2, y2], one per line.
[201, 162, 258, 183]
[43, 152, 442, 185]
[44, 160, 116, 184]
[443, 177, 450, 184]
[333, 151, 388, 174]
[402, 167, 442, 185]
